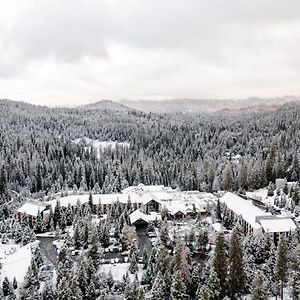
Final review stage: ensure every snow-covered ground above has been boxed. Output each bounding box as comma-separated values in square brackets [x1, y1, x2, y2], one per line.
[100, 263, 144, 281]
[73, 137, 130, 158]
[0, 242, 35, 284]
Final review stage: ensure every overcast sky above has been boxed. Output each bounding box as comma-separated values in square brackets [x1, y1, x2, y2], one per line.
[0, 0, 299, 106]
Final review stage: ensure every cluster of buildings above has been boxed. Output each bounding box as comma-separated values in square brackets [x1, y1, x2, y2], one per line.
[219, 192, 297, 239]
[16, 184, 217, 226]
[16, 184, 298, 240]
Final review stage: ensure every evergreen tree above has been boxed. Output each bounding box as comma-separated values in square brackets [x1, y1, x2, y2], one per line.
[223, 164, 233, 191]
[0, 165, 7, 194]
[228, 228, 245, 298]
[33, 245, 44, 268]
[2, 276, 14, 297]
[191, 262, 201, 297]
[216, 199, 222, 221]
[128, 243, 139, 274]
[12, 277, 18, 290]
[142, 249, 148, 269]
[289, 245, 300, 300]
[207, 271, 221, 300]
[88, 192, 93, 212]
[275, 235, 288, 300]
[41, 281, 57, 300]
[212, 233, 227, 298]
[151, 271, 166, 300]
[73, 224, 81, 249]
[54, 200, 62, 228]
[252, 271, 269, 300]
[23, 258, 39, 289]
[170, 270, 187, 300]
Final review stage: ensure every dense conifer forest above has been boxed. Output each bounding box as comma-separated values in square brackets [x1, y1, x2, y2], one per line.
[0, 99, 300, 300]
[0, 99, 300, 200]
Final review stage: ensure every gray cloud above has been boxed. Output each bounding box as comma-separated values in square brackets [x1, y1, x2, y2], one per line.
[0, 0, 300, 104]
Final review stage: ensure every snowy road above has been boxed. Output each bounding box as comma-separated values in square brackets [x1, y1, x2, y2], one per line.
[136, 226, 152, 255]
[37, 237, 58, 266]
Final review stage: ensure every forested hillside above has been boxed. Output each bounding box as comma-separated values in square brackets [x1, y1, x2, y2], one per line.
[0, 99, 300, 199]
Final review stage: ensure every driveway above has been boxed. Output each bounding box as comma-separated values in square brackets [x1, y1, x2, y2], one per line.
[37, 236, 58, 266]
[135, 225, 152, 255]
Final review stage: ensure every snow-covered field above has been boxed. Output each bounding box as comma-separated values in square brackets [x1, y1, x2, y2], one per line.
[100, 263, 144, 281]
[73, 137, 130, 158]
[0, 242, 35, 284]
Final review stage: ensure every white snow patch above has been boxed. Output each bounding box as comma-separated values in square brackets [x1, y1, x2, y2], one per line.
[0, 242, 36, 284]
[73, 137, 130, 158]
[99, 263, 144, 282]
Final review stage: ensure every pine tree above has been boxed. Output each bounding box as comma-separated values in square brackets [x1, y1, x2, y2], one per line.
[275, 235, 288, 300]
[237, 159, 248, 190]
[289, 245, 300, 300]
[57, 281, 73, 300]
[125, 276, 140, 300]
[264, 241, 276, 296]
[73, 224, 81, 249]
[54, 200, 62, 228]
[208, 271, 221, 300]
[2, 276, 14, 297]
[180, 245, 192, 290]
[33, 245, 44, 268]
[41, 281, 57, 300]
[160, 221, 169, 246]
[170, 270, 187, 300]
[292, 185, 300, 206]
[216, 199, 222, 221]
[212, 233, 227, 298]
[23, 258, 39, 289]
[151, 271, 166, 300]
[191, 262, 201, 297]
[223, 164, 233, 191]
[196, 284, 210, 300]
[88, 192, 93, 212]
[12, 277, 18, 290]
[129, 243, 139, 274]
[0, 165, 7, 194]
[252, 271, 269, 300]
[88, 227, 100, 268]
[228, 228, 245, 298]
[283, 183, 288, 195]
[78, 260, 89, 297]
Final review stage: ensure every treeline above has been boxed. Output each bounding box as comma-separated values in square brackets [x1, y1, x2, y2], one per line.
[0, 100, 300, 199]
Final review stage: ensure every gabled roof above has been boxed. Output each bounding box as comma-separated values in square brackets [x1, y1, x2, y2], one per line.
[142, 192, 163, 205]
[220, 192, 271, 230]
[17, 201, 48, 217]
[259, 217, 297, 233]
[129, 209, 161, 224]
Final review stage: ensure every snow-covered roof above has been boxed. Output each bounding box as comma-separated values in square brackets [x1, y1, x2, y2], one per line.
[17, 202, 48, 217]
[142, 192, 164, 205]
[212, 223, 222, 232]
[122, 183, 172, 194]
[129, 209, 161, 224]
[44, 186, 215, 210]
[163, 197, 207, 216]
[259, 217, 297, 233]
[45, 192, 143, 209]
[220, 192, 271, 230]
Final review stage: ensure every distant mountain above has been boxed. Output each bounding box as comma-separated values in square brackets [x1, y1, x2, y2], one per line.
[120, 96, 300, 113]
[82, 100, 132, 112]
